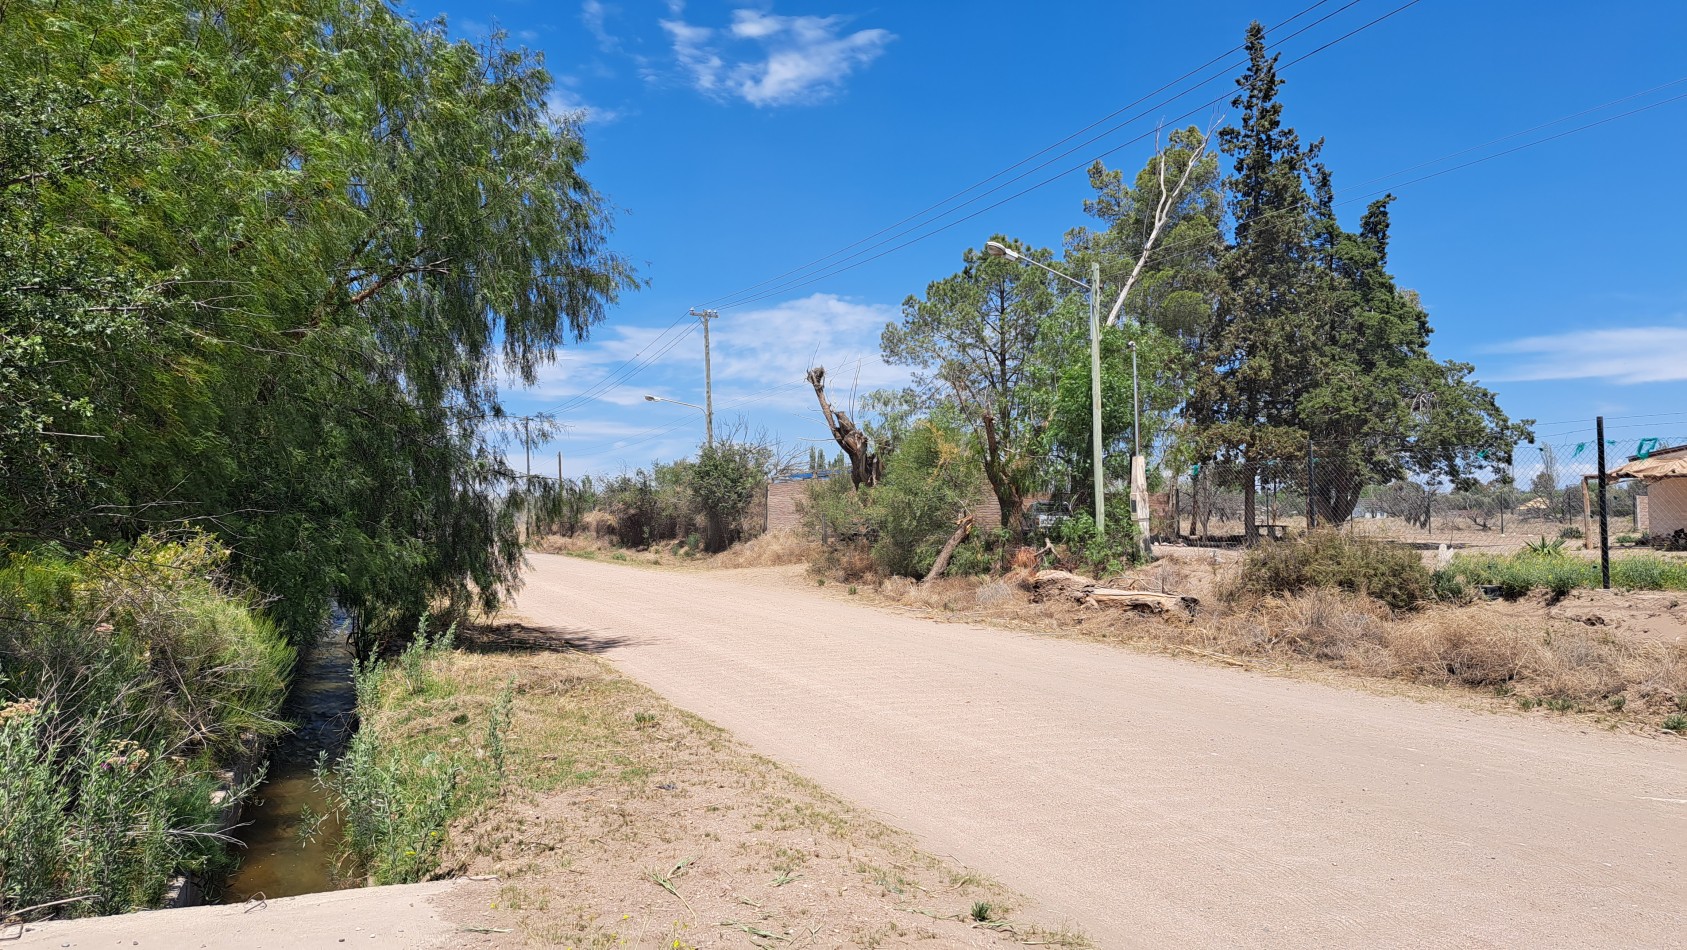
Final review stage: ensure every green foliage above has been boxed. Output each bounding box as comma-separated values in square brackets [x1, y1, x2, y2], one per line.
[314, 630, 509, 885]
[0, 0, 634, 651]
[863, 421, 983, 577]
[689, 439, 773, 552]
[0, 537, 290, 917]
[883, 240, 1067, 534]
[1053, 504, 1143, 577]
[1235, 532, 1432, 610]
[1523, 536, 1569, 557]
[1559, 526, 1584, 540]
[1185, 22, 1529, 527]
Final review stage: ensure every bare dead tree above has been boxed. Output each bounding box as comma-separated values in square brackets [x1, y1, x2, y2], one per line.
[807, 365, 883, 489]
[1104, 121, 1217, 328]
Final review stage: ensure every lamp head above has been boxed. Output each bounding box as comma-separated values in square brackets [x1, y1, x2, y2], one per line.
[643, 394, 658, 402]
[983, 240, 1020, 262]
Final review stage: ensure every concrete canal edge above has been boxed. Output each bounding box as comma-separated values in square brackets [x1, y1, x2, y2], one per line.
[8, 878, 491, 949]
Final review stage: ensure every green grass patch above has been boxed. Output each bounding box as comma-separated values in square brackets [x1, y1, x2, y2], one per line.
[1437, 550, 1687, 598]
[310, 625, 513, 885]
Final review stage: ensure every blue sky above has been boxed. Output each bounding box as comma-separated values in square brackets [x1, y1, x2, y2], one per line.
[421, 0, 1687, 476]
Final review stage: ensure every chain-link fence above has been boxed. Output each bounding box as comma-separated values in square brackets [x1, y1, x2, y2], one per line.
[1159, 428, 1687, 555]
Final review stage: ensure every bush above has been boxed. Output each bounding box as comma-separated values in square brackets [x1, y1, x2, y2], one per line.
[860, 421, 983, 578]
[1235, 531, 1432, 610]
[1559, 526, 1584, 540]
[0, 536, 291, 918]
[312, 627, 510, 885]
[1052, 502, 1142, 578]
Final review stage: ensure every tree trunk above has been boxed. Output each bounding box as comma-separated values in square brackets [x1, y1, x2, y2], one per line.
[806, 366, 881, 488]
[979, 412, 1025, 539]
[922, 513, 974, 585]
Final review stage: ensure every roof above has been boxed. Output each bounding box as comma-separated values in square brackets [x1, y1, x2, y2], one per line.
[1608, 443, 1687, 481]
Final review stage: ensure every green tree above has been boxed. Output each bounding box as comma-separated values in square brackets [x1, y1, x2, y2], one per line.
[1065, 125, 1224, 341]
[689, 438, 773, 552]
[0, 0, 635, 649]
[882, 240, 1065, 535]
[1188, 22, 1528, 531]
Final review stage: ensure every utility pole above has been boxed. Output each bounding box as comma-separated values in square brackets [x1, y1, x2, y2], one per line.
[1089, 262, 1104, 535]
[689, 308, 718, 447]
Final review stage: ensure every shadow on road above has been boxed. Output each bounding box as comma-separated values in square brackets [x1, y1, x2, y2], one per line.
[461, 621, 635, 655]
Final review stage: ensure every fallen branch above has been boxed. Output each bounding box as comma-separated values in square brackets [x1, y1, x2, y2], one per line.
[921, 513, 975, 586]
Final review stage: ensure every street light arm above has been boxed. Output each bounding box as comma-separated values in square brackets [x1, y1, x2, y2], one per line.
[984, 240, 1089, 291]
[643, 394, 705, 413]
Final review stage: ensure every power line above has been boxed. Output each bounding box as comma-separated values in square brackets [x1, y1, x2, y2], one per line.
[692, 0, 1355, 313]
[712, 0, 1428, 313]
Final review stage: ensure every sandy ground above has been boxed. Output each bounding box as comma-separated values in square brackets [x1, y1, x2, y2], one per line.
[9, 879, 487, 948]
[510, 553, 1686, 950]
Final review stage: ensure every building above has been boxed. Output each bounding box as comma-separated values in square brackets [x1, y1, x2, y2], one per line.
[1608, 444, 1687, 540]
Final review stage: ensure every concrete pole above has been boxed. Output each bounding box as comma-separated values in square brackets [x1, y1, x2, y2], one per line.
[702, 311, 714, 447]
[1090, 261, 1105, 534]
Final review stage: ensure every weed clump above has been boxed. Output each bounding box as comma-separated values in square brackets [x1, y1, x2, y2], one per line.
[1234, 531, 1431, 610]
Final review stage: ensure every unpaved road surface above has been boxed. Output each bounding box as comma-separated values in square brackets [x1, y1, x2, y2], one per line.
[515, 555, 1686, 949]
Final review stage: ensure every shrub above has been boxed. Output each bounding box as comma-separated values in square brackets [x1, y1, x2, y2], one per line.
[1052, 502, 1142, 578]
[1559, 526, 1584, 540]
[1235, 531, 1431, 610]
[862, 421, 982, 578]
[0, 536, 291, 918]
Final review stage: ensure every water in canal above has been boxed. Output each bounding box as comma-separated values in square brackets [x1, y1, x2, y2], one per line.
[219, 625, 357, 903]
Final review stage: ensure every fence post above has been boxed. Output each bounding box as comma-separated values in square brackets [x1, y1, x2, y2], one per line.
[1306, 436, 1316, 530]
[1597, 416, 1611, 589]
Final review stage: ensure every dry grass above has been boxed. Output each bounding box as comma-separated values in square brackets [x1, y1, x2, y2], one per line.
[708, 528, 821, 570]
[854, 566, 1687, 732]
[417, 623, 1089, 949]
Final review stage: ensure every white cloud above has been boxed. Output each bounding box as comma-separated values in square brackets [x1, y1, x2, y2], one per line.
[659, 7, 893, 107]
[1485, 326, 1687, 385]
[545, 88, 621, 125]
[581, 0, 617, 52]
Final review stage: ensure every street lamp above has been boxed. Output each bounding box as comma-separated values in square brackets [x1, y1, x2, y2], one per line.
[642, 394, 711, 446]
[984, 240, 1105, 537]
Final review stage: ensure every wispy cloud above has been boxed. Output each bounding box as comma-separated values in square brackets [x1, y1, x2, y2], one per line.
[581, 0, 618, 52]
[545, 87, 621, 125]
[1485, 326, 1687, 384]
[658, 6, 893, 107]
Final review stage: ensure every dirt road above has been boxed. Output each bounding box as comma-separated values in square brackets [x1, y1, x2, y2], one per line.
[514, 554, 1685, 949]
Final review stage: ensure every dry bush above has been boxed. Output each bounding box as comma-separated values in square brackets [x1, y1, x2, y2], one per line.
[579, 510, 616, 539]
[708, 528, 820, 569]
[532, 532, 611, 555]
[812, 540, 878, 582]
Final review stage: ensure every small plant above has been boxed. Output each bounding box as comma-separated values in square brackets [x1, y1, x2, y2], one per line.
[1523, 536, 1568, 557]
[611, 551, 629, 562]
[816, 578, 826, 586]
[1663, 714, 1687, 734]
[633, 711, 658, 729]
[848, 584, 858, 595]
[1558, 526, 1584, 541]
[1607, 695, 1627, 712]
[970, 901, 995, 922]
[485, 680, 515, 781]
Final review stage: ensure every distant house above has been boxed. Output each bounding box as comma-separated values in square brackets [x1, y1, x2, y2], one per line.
[1607, 444, 1687, 539]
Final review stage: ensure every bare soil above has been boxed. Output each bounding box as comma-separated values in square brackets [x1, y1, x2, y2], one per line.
[423, 626, 1084, 950]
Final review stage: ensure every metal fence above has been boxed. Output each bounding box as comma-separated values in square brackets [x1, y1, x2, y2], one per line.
[1159, 426, 1687, 555]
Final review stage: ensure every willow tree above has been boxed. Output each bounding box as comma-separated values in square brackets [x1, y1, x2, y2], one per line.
[0, 0, 635, 647]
